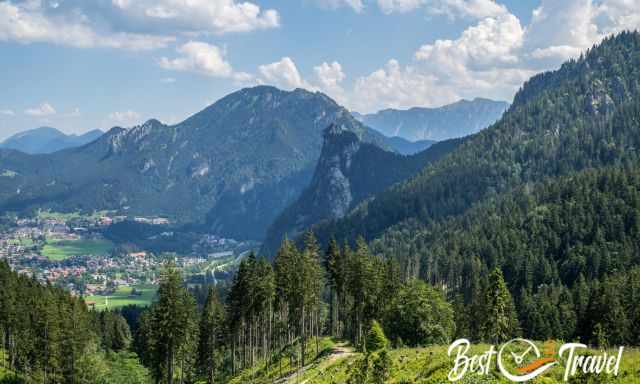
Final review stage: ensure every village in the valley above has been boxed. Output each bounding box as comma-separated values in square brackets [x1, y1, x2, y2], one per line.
[0, 211, 255, 308]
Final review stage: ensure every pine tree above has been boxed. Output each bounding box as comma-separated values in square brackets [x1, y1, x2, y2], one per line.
[140, 262, 198, 384]
[482, 268, 520, 343]
[197, 287, 225, 384]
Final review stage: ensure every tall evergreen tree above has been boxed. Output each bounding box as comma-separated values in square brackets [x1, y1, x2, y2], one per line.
[482, 268, 520, 343]
[197, 287, 225, 384]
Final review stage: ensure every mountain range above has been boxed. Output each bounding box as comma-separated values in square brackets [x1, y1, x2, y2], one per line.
[0, 86, 396, 241]
[0, 127, 103, 154]
[353, 98, 509, 141]
[0, 90, 518, 243]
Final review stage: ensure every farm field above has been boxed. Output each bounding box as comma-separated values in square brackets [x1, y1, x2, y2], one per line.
[42, 238, 114, 261]
[85, 284, 157, 310]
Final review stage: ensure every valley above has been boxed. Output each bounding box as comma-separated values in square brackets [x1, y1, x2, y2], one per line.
[0, 211, 255, 300]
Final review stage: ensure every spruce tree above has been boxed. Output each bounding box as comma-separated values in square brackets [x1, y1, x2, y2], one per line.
[197, 287, 225, 384]
[482, 268, 520, 343]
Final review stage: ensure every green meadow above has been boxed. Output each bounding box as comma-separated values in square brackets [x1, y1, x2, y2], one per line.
[85, 284, 157, 310]
[42, 238, 114, 260]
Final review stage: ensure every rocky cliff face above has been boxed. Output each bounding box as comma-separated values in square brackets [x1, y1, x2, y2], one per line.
[261, 124, 464, 255]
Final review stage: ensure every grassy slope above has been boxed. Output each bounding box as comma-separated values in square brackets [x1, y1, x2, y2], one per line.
[228, 339, 640, 384]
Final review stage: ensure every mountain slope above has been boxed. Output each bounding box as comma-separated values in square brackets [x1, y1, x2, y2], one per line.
[0, 127, 103, 154]
[354, 98, 508, 141]
[311, 32, 640, 250]
[261, 124, 463, 255]
[0, 86, 386, 240]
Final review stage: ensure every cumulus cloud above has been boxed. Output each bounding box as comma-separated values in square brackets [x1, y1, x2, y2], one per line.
[108, 110, 141, 126]
[345, 0, 640, 112]
[314, 61, 348, 104]
[0, 0, 279, 50]
[0, 1, 175, 50]
[314, 62, 346, 89]
[24, 102, 56, 116]
[351, 59, 455, 111]
[159, 41, 251, 81]
[415, 13, 524, 70]
[258, 57, 310, 90]
[111, 0, 280, 34]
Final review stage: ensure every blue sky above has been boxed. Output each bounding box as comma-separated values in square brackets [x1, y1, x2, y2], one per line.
[0, 0, 638, 140]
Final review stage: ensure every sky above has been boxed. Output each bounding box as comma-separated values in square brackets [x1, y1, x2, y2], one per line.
[0, 0, 639, 140]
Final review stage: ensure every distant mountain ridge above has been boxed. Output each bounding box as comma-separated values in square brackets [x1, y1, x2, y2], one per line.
[353, 98, 509, 141]
[0, 86, 391, 241]
[0, 127, 103, 154]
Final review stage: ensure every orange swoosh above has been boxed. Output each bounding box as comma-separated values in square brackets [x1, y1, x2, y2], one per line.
[516, 358, 556, 373]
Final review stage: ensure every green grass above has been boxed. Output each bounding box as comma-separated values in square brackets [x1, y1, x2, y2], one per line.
[85, 284, 157, 310]
[37, 209, 113, 221]
[42, 238, 114, 260]
[227, 341, 640, 384]
[0, 170, 17, 178]
[6, 237, 34, 247]
[228, 337, 337, 384]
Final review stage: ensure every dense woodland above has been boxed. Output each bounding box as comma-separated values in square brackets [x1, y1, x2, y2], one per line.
[0, 262, 149, 384]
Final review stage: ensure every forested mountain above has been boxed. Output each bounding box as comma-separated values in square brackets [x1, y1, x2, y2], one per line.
[372, 165, 640, 344]
[0, 127, 103, 154]
[261, 124, 463, 256]
[283, 30, 640, 349]
[353, 98, 508, 141]
[0, 86, 386, 240]
[313, 31, 640, 252]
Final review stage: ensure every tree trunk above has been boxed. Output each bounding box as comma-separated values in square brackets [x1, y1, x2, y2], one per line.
[300, 304, 306, 369]
[167, 343, 174, 384]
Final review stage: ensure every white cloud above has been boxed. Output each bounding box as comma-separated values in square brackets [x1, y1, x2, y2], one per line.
[0, 1, 174, 50]
[24, 102, 56, 116]
[376, 0, 426, 14]
[315, 0, 365, 12]
[159, 41, 251, 81]
[371, 0, 507, 17]
[415, 13, 524, 70]
[112, 0, 280, 34]
[258, 57, 310, 90]
[314, 61, 347, 104]
[344, 0, 640, 112]
[0, 109, 14, 116]
[314, 61, 346, 89]
[0, 0, 279, 51]
[427, 0, 509, 18]
[352, 59, 454, 111]
[108, 110, 141, 126]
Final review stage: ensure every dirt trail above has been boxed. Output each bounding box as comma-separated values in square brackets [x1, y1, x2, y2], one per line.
[275, 342, 356, 384]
